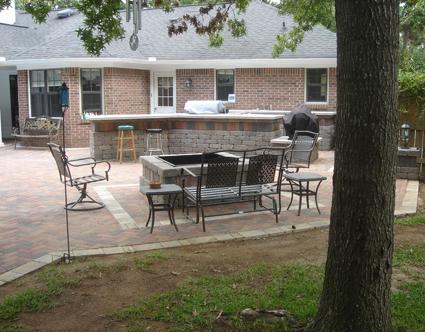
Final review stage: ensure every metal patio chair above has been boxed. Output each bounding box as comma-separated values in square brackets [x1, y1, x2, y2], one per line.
[48, 143, 111, 211]
[283, 130, 319, 173]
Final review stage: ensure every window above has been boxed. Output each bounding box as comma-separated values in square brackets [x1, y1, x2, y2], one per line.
[157, 77, 173, 107]
[306, 68, 328, 103]
[30, 69, 62, 117]
[216, 69, 234, 101]
[81, 69, 102, 113]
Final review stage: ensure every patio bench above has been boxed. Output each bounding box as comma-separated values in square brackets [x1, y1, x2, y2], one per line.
[12, 116, 62, 149]
[181, 148, 286, 231]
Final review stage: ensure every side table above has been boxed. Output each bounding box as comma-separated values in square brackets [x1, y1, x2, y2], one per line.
[283, 172, 327, 216]
[140, 184, 182, 233]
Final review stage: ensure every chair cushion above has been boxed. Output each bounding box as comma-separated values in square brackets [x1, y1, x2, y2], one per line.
[117, 125, 135, 131]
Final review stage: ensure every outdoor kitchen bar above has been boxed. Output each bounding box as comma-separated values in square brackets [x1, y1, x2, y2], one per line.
[88, 112, 284, 160]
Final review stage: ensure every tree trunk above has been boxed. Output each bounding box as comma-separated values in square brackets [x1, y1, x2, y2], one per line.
[306, 1, 399, 331]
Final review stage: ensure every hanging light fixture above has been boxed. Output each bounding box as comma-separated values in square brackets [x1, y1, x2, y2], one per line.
[127, 0, 144, 51]
[401, 122, 411, 148]
[185, 78, 193, 89]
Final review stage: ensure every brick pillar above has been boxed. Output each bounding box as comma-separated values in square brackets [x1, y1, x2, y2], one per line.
[17, 70, 29, 129]
[61, 68, 90, 148]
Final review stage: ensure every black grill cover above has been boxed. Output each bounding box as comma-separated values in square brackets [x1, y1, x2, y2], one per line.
[283, 104, 319, 139]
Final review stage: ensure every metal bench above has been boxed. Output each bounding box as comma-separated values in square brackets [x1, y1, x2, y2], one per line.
[12, 116, 62, 149]
[181, 148, 286, 232]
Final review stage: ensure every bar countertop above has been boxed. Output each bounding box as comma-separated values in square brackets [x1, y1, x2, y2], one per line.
[87, 112, 283, 122]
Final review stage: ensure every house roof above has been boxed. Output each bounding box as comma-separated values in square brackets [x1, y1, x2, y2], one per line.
[0, 0, 336, 68]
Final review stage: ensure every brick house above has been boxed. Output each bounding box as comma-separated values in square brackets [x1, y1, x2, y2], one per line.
[0, 0, 336, 147]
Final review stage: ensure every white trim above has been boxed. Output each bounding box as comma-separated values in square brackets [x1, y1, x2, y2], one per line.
[304, 68, 329, 105]
[78, 68, 82, 117]
[151, 70, 176, 113]
[0, 108, 4, 146]
[101, 68, 105, 114]
[215, 69, 235, 102]
[80, 68, 104, 116]
[149, 71, 154, 113]
[28, 68, 68, 118]
[3, 57, 337, 71]
[27, 70, 32, 117]
[78, 69, 82, 116]
[213, 69, 217, 100]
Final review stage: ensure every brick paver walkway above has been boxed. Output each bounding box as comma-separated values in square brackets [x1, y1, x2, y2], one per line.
[0, 145, 417, 279]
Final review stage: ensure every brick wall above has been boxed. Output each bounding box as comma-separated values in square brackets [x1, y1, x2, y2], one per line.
[103, 68, 150, 114]
[17, 67, 151, 148]
[17, 66, 337, 148]
[175, 67, 336, 112]
[233, 68, 337, 111]
[176, 69, 215, 112]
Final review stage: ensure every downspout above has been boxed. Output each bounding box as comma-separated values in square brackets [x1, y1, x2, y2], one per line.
[0, 108, 4, 147]
[0, 57, 5, 146]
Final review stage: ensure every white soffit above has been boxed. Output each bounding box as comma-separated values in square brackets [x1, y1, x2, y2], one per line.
[3, 57, 337, 70]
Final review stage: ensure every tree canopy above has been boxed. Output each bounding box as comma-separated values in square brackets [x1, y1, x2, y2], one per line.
[399, 0, 425, 113]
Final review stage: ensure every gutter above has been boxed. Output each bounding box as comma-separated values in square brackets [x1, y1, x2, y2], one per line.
[0, 57, 337, 70]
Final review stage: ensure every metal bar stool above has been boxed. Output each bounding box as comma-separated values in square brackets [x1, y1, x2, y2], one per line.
[146, 128, 164, 155]
[116, 125, 137, 163]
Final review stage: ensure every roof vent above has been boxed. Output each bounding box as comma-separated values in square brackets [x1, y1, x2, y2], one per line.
[57, 8, 74, 19]
[169, 17, 180, 24]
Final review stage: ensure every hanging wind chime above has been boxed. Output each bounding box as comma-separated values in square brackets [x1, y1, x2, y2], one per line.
[126, 0, 144, 51]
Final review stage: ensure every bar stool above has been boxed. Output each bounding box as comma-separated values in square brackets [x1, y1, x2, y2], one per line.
[146, 128, 164, 155]
[116, 125, 137, 163]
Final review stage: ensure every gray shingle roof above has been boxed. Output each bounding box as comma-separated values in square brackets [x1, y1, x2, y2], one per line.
[0, 0, 336, 61]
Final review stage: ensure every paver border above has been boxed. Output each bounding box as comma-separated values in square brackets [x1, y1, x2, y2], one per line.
[0, 220, 330, 286]
[394, 180, 419, 216]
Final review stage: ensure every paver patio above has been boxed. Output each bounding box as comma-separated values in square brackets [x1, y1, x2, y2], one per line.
[0, 144, 418, 281]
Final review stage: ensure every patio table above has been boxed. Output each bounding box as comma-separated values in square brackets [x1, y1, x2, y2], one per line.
[140, 184, 182, 234]
[283, 172, 327, 216]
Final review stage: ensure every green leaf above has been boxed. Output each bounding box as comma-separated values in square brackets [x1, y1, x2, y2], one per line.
[75, 0, 125, 56]
[208, 32, 224, 48]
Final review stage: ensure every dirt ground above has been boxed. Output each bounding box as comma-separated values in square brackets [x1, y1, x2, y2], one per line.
[0, 223, 424, 332]
[1, 186, 425, 332]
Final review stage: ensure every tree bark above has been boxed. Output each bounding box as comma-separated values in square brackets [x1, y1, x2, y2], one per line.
[306, 0, 399, 331]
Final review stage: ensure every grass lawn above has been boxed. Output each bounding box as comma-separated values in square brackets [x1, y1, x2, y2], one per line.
[1, 215, 425, 331]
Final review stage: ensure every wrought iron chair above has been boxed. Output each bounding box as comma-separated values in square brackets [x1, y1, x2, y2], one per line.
[283, 130, 319, 173]
[48, 143, 111, 211]
[280, 131, 320, 204]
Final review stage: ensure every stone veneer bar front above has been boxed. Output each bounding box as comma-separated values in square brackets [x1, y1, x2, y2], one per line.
[88, 112, 285, 160]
